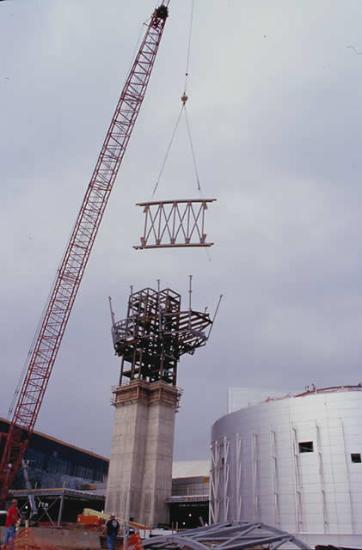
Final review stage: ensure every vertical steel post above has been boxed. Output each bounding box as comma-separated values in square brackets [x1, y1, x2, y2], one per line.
[57, 493, 64, 527]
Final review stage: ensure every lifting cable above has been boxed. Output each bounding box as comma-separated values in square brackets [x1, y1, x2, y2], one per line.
[184, 106, 202, 193]
[183, 0, 194, 96]
[152, 0, 203, 198]
[152, 105, 183, 197]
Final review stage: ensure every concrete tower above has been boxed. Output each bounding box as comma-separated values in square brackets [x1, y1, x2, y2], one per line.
[105, 286, 212, 527]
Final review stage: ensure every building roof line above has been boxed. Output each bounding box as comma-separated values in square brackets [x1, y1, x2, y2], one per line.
[0, 417, 109, 463]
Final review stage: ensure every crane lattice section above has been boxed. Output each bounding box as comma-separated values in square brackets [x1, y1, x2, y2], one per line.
[0, 3, 169, 502]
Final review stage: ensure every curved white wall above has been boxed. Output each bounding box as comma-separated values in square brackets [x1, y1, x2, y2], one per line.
[210, 387, 362, 546]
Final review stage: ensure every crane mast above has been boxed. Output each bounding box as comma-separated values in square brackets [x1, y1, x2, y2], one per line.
[0, 2, 169, 502]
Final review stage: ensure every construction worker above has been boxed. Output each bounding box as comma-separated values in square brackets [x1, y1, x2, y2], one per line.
[105, 514, 120, 550]
[4, 499, 20, 548]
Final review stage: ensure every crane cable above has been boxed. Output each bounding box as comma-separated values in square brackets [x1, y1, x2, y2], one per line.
[152, 105, 183, 197]
[183, 0, 194, 96]
[152, 0, 203, 198]
[184, 106, 202, 193]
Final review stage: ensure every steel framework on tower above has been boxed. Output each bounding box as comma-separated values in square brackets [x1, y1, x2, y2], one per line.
[111, 286, 212, 386]
[0, 2, 170, 502]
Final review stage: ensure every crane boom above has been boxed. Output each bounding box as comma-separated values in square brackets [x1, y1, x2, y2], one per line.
[0, 3, 169, 501]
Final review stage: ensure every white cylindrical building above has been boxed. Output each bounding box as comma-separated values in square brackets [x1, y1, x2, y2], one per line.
[210, 385, 362, 548]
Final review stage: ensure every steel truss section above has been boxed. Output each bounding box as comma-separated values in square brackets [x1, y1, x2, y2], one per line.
[11, 487, 104, 527]
[142, 521, 312, 550]
[292, 425, 304, 532]
[210, 437, 230, 524]
[251, 432, 259, 521]
[210, 441, 220, 524]
[0, 3, 169, 502]
[111, 286, 212, 386]
[134, 199, 216, 249]
[270, 430, 280, 528]
[235, 433, 243, 521]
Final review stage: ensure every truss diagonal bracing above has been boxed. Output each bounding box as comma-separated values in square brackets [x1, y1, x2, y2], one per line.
[0, 4, 169, 502]
[134, 199, 216, 249]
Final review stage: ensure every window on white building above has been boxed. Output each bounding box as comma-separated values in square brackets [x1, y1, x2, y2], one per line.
[299, 441, 314, 453]
[351, 453, 361, 463]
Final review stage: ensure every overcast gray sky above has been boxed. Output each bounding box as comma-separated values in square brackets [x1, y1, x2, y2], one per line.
[2, 0, 362, 460]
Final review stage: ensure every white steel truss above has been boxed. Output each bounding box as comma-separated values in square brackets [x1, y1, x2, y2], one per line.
[210, 437, 230, 523]
[315, 422, 328, 532]
[235, 433, 243, 521]
[223, 436, 230, 521]
[340, 418, 355, 533]
[292, 425, 304, 533]
[271, 430, 280, 527]
[210, 440, 219, 524]
[251, 432, 259, 521]
[134, 198, 215, 249]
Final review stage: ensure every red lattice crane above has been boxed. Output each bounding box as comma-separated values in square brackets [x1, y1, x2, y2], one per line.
[0, 2, 170, 502]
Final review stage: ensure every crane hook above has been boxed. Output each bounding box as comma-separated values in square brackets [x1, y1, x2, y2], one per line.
[181, 91, 188, 105]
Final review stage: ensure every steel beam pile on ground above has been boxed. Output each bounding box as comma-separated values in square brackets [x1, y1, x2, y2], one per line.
[142, 521, 312, 550]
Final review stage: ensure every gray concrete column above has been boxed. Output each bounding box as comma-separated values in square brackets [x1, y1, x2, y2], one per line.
[105, 380, 180, 527]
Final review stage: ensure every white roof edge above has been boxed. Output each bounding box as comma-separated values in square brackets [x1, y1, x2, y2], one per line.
[172, 460, 210, 478]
